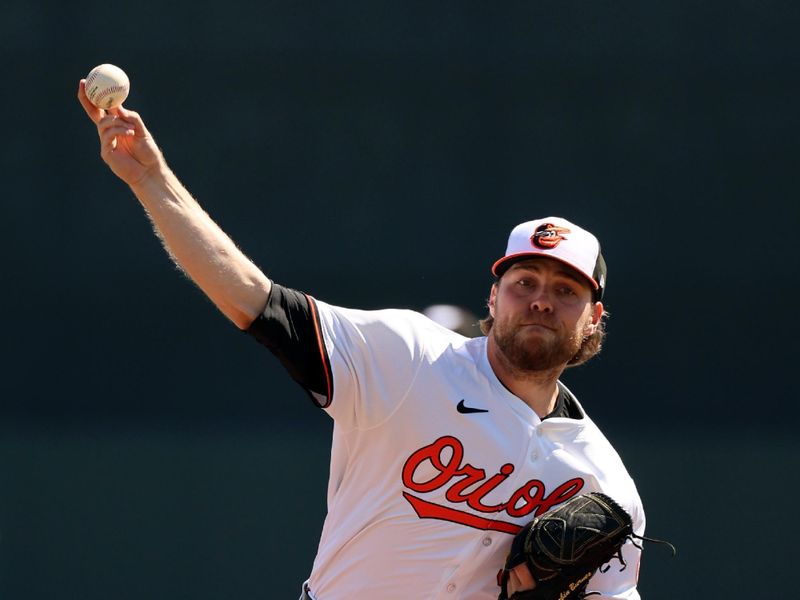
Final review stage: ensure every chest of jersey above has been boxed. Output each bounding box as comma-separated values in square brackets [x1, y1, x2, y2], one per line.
[310, 309, 640, 599]
[313, 350, 610, 599]
[342, 351, 595, 537]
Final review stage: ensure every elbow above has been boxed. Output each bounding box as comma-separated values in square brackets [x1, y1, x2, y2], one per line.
[224, 278, 271, 331]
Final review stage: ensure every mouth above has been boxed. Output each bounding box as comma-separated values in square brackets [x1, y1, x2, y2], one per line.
[520, 323, 555, 331]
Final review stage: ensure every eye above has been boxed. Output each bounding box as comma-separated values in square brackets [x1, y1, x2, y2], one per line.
[557, 286, 577, 297]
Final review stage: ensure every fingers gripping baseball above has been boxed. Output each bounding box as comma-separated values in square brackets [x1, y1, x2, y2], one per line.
[78, 80, 162, 186]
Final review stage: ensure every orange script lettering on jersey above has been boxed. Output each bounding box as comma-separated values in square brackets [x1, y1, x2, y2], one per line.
[401, 435, 583, 534]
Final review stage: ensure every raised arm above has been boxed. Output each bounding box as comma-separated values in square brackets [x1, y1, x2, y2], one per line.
[77, 80, 271, 330]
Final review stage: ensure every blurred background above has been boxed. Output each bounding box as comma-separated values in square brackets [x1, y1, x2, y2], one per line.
[2, 1, 799, 598]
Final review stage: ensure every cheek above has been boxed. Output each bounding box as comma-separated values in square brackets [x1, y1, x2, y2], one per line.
[494, 290, 526, 320]
[492, 303, 516, 329]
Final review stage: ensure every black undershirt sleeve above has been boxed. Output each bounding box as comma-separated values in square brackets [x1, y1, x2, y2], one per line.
[245, 283, 332, 406]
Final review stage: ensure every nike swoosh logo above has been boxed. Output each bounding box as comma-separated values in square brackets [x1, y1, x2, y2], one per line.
[457, 399, 489, 414]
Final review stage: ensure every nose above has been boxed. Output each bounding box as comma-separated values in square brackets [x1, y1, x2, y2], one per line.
[530, 289, 554, 313]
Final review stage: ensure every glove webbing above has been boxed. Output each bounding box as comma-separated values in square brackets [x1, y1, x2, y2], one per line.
[582, 533, 677, 598]
[599, 532, 677, 574]
[505, 532, 678, 599]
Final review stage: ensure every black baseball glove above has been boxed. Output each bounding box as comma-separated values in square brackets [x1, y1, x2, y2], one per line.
[497, 492, 663, 600]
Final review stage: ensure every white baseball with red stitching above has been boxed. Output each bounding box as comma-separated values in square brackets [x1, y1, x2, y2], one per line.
[85, 64, 130, 110]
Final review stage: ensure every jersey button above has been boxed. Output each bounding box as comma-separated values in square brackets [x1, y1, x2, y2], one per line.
[530, 451, 538, 461]
[482, 537, 492, 546]
[447, 583, 457, 592]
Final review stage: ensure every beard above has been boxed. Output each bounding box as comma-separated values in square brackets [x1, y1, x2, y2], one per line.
[491, 317, 584, 374]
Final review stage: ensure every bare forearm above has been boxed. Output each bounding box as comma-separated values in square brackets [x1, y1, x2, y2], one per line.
[77, 81, 270, 327]
[130, 163, 271, 329]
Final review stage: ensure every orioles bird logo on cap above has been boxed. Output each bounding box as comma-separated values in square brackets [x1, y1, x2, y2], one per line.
[531, 223, 570, 249]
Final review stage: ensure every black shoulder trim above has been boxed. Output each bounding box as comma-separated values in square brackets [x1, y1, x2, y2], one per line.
[245, 283, 332, 408]
[305, 295, 334, 408]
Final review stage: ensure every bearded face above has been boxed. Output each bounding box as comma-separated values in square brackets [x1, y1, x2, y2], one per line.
[487, 259, 599, 374]
[490, 306, 585, 373]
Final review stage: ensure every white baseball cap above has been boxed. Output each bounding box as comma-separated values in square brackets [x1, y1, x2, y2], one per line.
[491, 217, 607, 300]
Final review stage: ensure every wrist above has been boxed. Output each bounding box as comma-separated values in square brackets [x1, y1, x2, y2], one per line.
[128, 159, 172, 196]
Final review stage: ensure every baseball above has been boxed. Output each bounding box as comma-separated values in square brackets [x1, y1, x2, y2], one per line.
[84, 64, 130, 110]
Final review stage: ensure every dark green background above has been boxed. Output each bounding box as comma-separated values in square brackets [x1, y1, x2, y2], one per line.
[2, 1, 798, 598]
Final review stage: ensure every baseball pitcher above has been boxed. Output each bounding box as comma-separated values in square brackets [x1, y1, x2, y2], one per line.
[78, 79, 650, 600]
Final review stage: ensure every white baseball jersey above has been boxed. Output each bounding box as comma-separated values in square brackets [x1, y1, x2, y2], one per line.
[293, 300, 645, 600]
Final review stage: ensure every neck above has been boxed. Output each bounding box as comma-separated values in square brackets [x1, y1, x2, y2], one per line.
[487, 335, 564, 418]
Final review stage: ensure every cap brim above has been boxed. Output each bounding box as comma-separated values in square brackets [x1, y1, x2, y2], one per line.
[491, 253, 600, 291]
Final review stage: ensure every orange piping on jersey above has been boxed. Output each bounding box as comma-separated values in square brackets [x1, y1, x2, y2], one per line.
[306, 294, 333, 408]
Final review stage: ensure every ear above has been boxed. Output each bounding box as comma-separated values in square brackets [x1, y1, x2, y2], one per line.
[488, 283, 498, 318]
[582, 301, 604, 337]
